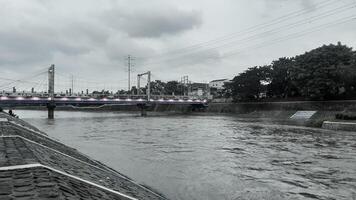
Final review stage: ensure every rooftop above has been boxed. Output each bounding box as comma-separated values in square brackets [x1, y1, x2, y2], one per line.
[210, 79, 228, 83]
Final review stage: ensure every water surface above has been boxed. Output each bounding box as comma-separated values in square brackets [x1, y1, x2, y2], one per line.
[15, 110, 356, 200]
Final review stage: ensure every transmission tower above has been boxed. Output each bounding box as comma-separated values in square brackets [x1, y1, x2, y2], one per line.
[180, 76, 189, 96]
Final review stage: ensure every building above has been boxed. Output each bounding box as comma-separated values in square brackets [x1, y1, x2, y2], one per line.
[209, 79, 229, 90]
[209, 79, 231, 98]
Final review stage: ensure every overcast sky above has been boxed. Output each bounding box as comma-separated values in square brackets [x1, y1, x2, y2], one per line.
[1, 0, 356, 92]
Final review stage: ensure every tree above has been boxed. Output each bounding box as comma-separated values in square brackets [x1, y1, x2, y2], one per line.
[267, 57, 296, 98]
[149, 80, 166, 95]
[130, 86, 137, 95]
[229, 66, 271, 101]
[164, 81, 180, 95]
[222, 82, 233, 98]
[289, 42, 355, 100]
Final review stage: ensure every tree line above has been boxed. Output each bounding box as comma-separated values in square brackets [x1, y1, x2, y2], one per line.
[93, 80, 188, 96]
[224, 42, 356, 101]
[132, 80, 186, 96]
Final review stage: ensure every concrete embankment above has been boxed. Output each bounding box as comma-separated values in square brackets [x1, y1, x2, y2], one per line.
[13, 100, 356, 130]
[206, 101, 356, 130]
[0, 112, 167, 200]
[322, 121, 356, 131]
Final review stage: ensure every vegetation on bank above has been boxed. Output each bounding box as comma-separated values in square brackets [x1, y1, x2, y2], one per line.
[224, 42, 356, 102]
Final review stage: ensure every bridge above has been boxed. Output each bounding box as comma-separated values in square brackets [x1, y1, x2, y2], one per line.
[0, 65, 208, 118]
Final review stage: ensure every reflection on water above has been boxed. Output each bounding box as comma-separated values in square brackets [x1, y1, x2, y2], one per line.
[15, 110, 356, 200]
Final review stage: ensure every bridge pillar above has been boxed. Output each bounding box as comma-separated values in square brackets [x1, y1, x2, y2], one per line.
[137, 71, 151, 100]
[48, 64, 55, 98]
[137, 103, 149, 116]
[47, 102, 56, 119]
[137, 75, 140, 95]
[141, 107, 147, 116]
[190, 104, 207, 112]
[147, 71, 151, 101]
[48, 64, 56, 119]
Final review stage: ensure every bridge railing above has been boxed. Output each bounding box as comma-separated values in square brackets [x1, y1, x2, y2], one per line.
[0, 93, 207, 101]
[0, 95, 208, 104]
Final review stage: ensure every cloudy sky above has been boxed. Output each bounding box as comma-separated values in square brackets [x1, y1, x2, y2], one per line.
[1, 0, 356, 92]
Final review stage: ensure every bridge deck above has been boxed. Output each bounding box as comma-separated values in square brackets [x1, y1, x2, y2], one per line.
[0, 96, 207, 107]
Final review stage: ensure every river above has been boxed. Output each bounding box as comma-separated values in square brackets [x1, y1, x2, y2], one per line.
[14, 110, 356, 200]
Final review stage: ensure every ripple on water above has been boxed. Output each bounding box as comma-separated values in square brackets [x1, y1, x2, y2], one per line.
[14, 110, 356, 200]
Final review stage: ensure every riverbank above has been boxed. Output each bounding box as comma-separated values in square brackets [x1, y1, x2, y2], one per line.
[206, 101, 356, 130]
[0, 111, 167, 199]
[10, 100, 356, 130]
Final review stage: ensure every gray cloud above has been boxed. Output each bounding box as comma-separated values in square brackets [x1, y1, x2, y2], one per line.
[0, 28, 90, 66]
[0, 0, 355, 88]
[101, 7, 202, 38]
[264, 0, 317, 13]
[104, 35, 156, 64]
[300, 0, 317, 11]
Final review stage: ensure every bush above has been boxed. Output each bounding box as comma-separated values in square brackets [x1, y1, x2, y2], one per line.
[335, 113, 356, 120]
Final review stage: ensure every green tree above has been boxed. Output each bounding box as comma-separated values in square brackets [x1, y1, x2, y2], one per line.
[164, 81, 180, 95]
[229, 66, 271, 101]
[289, 42, 355, 100]
[267, 57, 296, 98]
[130, 86, 137, 95]
[149, 80, 166, 95]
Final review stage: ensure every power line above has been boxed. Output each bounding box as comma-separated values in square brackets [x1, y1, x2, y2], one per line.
[141, 0, 339, 62]
[0, 71, 47, 90]
[222, 14, 356, 58]
[143, 1, 356, 67]
[152, 14, 356, 71]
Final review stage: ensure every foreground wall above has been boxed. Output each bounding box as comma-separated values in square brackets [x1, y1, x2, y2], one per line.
[206, 100, 356, 113]
[206, 101, 356, 128]
[0, 112, 167, 200]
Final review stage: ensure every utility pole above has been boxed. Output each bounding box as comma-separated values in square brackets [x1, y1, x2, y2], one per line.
[71, 75, 74, 96]
[188, 81, 192, 95]
[126, 55, 134, 93]
[184, 76, 188, 96]
[137, 74, 141, 95]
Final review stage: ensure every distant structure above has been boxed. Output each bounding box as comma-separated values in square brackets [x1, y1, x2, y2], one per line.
[209, 79, 229, 90]
[188, 83, 209, 98]
[209, 79, 231, 99]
